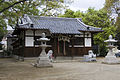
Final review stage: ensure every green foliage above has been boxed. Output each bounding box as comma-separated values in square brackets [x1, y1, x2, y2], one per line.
[0, 0, 42, 41]
[82, 8, 111, 28]
[60, 8, 116, 56]
[104, 0, 120, 30]
[94, 26, 116, 45]
[83, 8, 116, 56]
[82, 8, 116, 43]
[0, 0, 65, 33]
[59, 9, 75, 18]
[73, 10, 84, 18]
[115, 16, 120, 31]
[40, 0, 65, 16]
[0, 15, 7, 41]
[103, 0, 115, 12]
[104, 0, 120, 50]
[3, 0, 40, 26]
[59, 9, 84, 18]
[0, 25, 6, 49]
[0, 0, 66, 51]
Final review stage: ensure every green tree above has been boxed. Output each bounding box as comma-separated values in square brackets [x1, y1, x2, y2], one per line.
[40, 0, 65, 16]
[104, 0, 120, 27]
[0, 0, 65, 39]
[0, 0, 66, 51]
[0, 0, 41, 43]
[103, 0, 115, 13]
[1, 0, 65, 27]
[2, 0, 40, 27]
[83, 8, 116, 56]
[59, 9, 84, 18]
[59, 9, 75, 18]
[82, 8, 111, 28]
[73, 10, 84, 18]
[104, 0, 120, 49]
[0, 15, 7, 44]
[0, 0, 28, 13]
[0, 16, 7, 49]
[60, 8, 116, 56]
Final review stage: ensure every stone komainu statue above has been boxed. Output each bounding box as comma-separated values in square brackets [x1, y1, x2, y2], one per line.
[47, 50, 53, 62]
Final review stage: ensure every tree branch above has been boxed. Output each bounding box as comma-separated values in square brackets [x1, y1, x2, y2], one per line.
[0, 0, 4, 4]
[0, 0, 27, 13]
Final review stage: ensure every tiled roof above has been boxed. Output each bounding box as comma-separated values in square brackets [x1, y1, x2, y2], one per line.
[17, 15, 103, 34]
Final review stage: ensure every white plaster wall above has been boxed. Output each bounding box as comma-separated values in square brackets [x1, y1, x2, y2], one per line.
[85, 38, 91, 47]
[25, 37, 34, 46]
[26, 30, 33, 35]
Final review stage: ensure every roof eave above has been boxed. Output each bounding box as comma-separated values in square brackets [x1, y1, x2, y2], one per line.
[52, 32, 81, 35]
[79, 30, 104, 32]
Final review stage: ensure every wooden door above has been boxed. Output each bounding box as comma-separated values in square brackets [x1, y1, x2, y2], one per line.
[59, 41, 70, 56]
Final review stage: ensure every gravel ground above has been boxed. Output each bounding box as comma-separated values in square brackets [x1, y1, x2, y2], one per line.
[0, 58, 120, 80]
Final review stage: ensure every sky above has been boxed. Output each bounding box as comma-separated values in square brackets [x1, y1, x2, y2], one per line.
[7, 0, 105, 30]
[68, 0, 105, 12]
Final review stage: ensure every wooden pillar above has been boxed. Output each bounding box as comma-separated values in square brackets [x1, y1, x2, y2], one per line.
[71, 36, 74, 58]
[23, 30, 25, 57]
[18, 34, 20, 57]
[53, 36, 57, 58]
[57, 38, 60, 54]
[33, 30, 35, 56]
[63, 40, 66, 56]
[91, 33, 93, 47]
[83, 32, 86, 55]
[20, 32, 22, 57]
[20, 30, 25, 60]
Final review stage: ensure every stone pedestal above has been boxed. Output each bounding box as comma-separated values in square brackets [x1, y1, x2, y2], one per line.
[34, 57, 53, 68]
[103, 56, 120, 64]
[33, 46, 53, 68]
[102, 46, 120, 64]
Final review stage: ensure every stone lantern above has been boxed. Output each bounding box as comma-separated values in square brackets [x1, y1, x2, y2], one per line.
[33, 33, 53, 68]
[103, 35, 120, 64]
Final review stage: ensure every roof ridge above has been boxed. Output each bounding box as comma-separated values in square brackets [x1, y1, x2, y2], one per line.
[28, 15, 78, 20]
[76, 18, 88, 28]
[76, 19, 102, 30]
